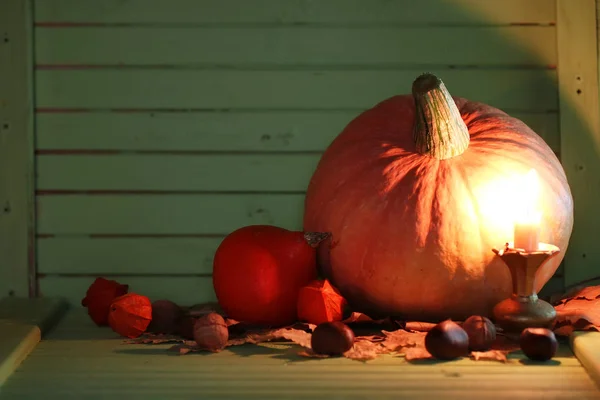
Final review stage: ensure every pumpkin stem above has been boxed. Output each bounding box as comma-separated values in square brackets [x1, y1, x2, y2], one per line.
[412, 73, 470, 160]
[303, 232, 331, 248]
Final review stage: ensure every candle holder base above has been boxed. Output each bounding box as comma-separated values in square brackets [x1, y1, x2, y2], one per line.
[491, 243, 560, 339]
[493, 294, 556, 340]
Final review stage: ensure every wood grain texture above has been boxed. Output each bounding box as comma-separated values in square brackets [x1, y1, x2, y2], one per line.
[0, 0, 36, 297]
[36, 154, 320, 192]
[34, 26, 557, 67]
[34, 69, 558, 111]
[571, 332, 600, 389]
[32, 0, 556, 25]
[1, 310, 599, 399]
[37, 237, 221, 274]
[35, 111, 560, 152]
[37, 194, 304, 235]
[37, 276, 215, 306]
[557, 0, 600, 287]
[0, 297, 67, 387]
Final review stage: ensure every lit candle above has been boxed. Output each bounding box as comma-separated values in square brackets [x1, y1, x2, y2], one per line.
[513, 169, 541, 252]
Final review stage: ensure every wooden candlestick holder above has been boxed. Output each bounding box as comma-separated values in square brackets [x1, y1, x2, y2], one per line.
[492, 243, 560, 339]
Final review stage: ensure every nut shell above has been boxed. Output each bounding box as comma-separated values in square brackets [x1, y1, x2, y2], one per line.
[462, 315, 496, 351]
[520, 327, 558, 361]
[425, 319, 469, 360]
[311, 321, 354, 356]
[147, 299, 184, 334]
[193, 312, 229, 352]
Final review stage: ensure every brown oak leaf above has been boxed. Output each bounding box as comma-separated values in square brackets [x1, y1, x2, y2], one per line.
[555, 298, 600, 327]
[403, 347, 433, 361]
[404, 322, 437, 332]
[470, 350, 509, 363]
[344, 340, 386, 361]
[381, 329, 425, 351]
[126, 333, 187, 345]
[552, 285, 600, 305]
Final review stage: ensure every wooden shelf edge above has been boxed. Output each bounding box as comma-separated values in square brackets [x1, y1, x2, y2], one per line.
[570, 331, 600, 389]
[0, 297, 69, 387]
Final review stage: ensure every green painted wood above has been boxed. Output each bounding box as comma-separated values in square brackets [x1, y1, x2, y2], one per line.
[37, 276, 215, 306]
[0, 0, 35, 298]
[1, 311, 599, 399]
[35, 26, 557, 67]
[37, 194, 304, 235]
[34, 69, 558, 111]
[37, 237, 221, 275]
[557, 0, 600, 287]
[0, 297, 67, 387]
[35, 111, 560, 153]
[32, 0, 556, 25]
[36, 154, 320, 192]
[34, 236, 565, 280]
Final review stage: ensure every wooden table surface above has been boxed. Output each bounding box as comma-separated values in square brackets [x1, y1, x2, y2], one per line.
[1, 298, 600, 400]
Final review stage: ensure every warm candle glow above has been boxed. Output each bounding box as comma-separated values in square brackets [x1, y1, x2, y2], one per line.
[513, 169, 541, 251]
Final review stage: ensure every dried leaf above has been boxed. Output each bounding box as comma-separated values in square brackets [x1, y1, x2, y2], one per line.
[403, 347, 433, 361]
[342, 312, 376, 324]
[555, 298, 600, 326]
[555, 285, 600, 305]
[470, 350, 508, 363]
[381, 329, 425, 351]
[168, 342, 198, 355]
[126, 333, 187, 345]
[404, 322, 437, 332]
[344, 341, 386, 361]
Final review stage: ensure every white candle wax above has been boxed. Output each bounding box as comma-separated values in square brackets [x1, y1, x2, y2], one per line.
[514, 220, 540, 251]
[512, 169, 541, 252]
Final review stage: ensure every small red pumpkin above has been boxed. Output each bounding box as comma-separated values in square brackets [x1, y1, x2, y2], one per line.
[212, 225, 327, 326]
[303, 73, 573, 321]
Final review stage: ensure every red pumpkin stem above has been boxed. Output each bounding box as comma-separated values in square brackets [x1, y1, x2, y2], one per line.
[412, 73, 470, 160]
[303, 231, 331, 248]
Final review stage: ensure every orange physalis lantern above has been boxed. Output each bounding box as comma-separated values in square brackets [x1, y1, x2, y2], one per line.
[81, 277, 129, 326]
[108, 293, 152, 338]
[297, 279, 347, 325]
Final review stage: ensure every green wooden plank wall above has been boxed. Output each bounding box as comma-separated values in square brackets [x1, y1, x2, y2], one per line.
[32, 0, 564, 306]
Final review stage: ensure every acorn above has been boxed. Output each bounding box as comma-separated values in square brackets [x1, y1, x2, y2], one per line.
[147, 299, 184, 334]
[311, 321, 355, 356]
[425, 319, 469, 360]
[193, 312, 229, 352]
[520, 327, 558, 361]
[462, 315, 496, 351]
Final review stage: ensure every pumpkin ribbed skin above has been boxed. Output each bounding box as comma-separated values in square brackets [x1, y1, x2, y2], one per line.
[303, 95, 573, 321]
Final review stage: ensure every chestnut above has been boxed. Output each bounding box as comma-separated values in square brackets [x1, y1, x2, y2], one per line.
[193, 312, 229, 352]
[147, 299, 184, 334]
[462, 315, 496, 351]
[425, 319, 469, 360]
[311, 321, 355, 356]
[520, 327, 558, 361]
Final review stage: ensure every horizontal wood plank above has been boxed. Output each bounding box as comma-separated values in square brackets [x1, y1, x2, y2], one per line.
[34, 69, 558, 111]
[35, 237, 566, 279]
[37, 237, 222, 275]
[37, 194, 304, 235]
[34, 111, 561, 152]
[32, 0, 556, 25]
[37, 276, 215, 306]
[2, 312, 599, 400]
[34, 26, 556, 67]
[36, 154, 319, 192]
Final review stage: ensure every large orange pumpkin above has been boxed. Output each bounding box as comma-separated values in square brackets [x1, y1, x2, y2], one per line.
[303, 73, 573, 321]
